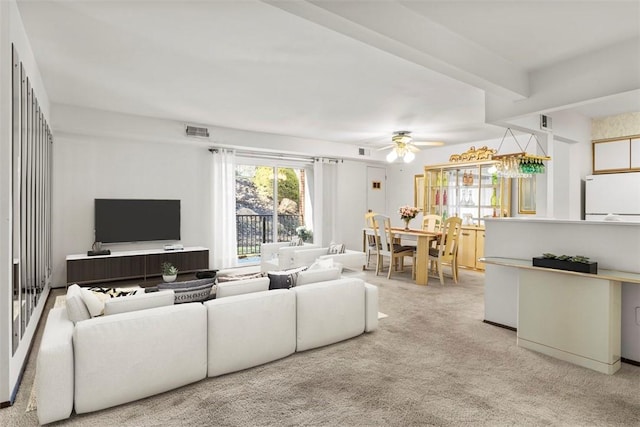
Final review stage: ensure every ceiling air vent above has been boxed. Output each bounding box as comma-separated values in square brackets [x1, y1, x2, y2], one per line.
[358, 147, 371, 156]
[185, 125, 210, 138]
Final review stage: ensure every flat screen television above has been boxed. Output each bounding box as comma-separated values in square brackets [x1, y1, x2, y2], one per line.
[95, 199, 181, 243]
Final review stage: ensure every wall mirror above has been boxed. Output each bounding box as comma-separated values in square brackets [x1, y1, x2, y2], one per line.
[518, 178, 536, 214]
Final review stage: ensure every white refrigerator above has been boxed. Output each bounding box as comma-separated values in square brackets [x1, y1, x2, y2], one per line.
[586, 172, 640, 363]
[585, 172, 640, 222]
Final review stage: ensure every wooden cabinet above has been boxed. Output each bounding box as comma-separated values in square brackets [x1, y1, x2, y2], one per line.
[424, 159, 509, 272]
[66, 247, 209, 286]
[424, 161, 511, 226]
[475, 229, 485, 270]
[593, 136, 640, 174]
[456, 227, 485, 271]
[458, 227, 477, 268]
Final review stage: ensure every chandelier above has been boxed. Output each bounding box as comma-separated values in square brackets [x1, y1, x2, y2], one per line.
[492, 128, 551, 178]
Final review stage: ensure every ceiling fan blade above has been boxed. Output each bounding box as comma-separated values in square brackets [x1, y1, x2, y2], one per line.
[376, 144, 395, 151]
[408, 145, 421, 153]
[413, 141, 445, 146]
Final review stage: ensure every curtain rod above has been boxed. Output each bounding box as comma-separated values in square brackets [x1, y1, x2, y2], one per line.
[208, 148, 342, 163]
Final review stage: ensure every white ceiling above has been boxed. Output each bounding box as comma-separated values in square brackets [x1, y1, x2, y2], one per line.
[16, 0, 640, 149]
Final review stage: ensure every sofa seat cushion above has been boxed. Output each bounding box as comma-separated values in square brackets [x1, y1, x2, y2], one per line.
[205, 289, 296, 377]
[103, 290, 175, 316]
[293, 278, 366, 352]
[216, 277, 270, 298]
[73, 303, 208, 414]
[296, 267, 341, 286]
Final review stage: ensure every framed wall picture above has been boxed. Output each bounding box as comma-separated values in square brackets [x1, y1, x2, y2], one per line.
[518, 178, 536, 214]
[414, 174, 424, 211]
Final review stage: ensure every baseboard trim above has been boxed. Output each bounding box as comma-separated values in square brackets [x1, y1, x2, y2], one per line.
[483, 319, 517, 332]
[621, 357, 640, 366]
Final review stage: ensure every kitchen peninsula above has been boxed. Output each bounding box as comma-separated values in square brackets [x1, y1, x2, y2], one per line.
[483, 218, 640, 368]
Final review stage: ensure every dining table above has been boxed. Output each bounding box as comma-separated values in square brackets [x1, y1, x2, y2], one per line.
[362, 227, 441, 286]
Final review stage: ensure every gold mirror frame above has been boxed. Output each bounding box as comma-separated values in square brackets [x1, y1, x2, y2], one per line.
[414, 174, 424, 211]
[518, 178, 536, 214]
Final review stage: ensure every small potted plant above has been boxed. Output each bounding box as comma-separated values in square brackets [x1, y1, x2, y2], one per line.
[296, 225, 313, 243]
[161, 262, 178, 283]
[532, 253, 598, 274]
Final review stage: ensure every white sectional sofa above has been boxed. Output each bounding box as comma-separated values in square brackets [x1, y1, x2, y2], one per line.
[37, 270, 378, 425]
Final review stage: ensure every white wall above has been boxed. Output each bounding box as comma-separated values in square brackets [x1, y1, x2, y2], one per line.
[51, 105, 382, 284]
[52, 133, 210, 287]
[335, 160, 368, 251]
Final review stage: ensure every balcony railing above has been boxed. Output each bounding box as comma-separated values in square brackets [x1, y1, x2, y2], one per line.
[236, 214, 302, 256]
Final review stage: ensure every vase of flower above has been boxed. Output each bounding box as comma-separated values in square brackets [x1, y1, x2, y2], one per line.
[398, 205, 419, 231]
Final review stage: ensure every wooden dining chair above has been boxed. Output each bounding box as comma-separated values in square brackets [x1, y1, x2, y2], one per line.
[428, 216, 462, 285]
[422, 214, 442, 232]
[364, 211, 379, 269]
[372, 214, 415, 279]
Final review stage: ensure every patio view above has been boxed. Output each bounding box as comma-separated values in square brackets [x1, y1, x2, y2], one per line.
[235, 165, 310, 262]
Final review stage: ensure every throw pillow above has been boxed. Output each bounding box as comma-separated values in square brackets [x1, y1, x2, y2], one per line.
[80, 287, 105, 317]
[327, 243, 346, 254]
[65, 284, 91, 323]
[268, 266, 307, 290]
[157, 278, 216, 303]
[217, 271, 266, 283]
[88, 287, 140, 298]
[195, 270, 218, 280]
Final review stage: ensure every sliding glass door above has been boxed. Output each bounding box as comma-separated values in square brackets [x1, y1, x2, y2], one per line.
[235, 161, 310, 261]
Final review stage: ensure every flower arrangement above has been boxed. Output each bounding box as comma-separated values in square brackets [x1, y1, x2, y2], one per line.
[296, 225, 313, 242]
[398, 205, 419, 220]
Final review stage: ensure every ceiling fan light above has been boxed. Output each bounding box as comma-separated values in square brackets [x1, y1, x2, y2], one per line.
[403, 151, 415, 163]
[386, 150, 398, 162]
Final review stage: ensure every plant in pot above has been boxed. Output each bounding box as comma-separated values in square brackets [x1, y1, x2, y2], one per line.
[161, 262, 178, 283]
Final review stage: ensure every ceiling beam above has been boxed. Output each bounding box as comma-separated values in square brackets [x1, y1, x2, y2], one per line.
[264, 0, 529, 100]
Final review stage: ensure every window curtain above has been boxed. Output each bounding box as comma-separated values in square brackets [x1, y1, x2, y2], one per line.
[312, 159, 338, 247]
[210, 149, 238, 269]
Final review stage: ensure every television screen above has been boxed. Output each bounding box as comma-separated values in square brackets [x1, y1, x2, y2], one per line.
[95, 199, 181, 243]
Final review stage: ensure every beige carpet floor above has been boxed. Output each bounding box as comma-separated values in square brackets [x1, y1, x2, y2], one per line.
[2, 268, 639, 426]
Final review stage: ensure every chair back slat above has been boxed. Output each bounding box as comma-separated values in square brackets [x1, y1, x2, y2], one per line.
[372, 214, 392, 257]
[422, 214, 442, 232]
[438, 217, 462, 262]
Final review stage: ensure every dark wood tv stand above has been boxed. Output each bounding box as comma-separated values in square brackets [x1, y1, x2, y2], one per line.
[66, 246, 209, 286]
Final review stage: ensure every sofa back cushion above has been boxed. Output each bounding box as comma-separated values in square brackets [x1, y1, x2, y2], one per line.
[204, 290, 296, 377]
[292, 278, 366, 352]
[73, 303, 207, 414]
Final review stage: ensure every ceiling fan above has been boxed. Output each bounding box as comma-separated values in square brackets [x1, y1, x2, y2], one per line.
[378, 131, 444, 163]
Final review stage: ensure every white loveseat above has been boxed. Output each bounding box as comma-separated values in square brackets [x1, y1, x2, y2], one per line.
[290, 247, 366, 272]
[260, 242, 319, 271]
[37, 270, 378, 425]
